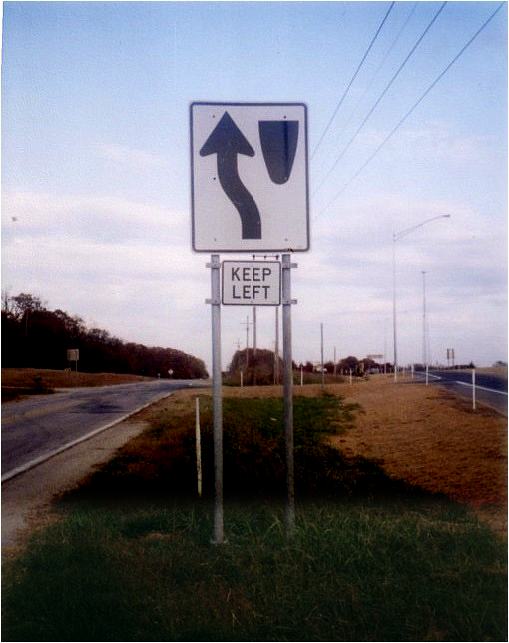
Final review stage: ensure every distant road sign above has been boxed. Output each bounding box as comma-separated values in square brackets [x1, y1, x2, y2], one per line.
[222, 261, 280, 305]
[190, 102, 309, 252]
[67, 349, 79, 361]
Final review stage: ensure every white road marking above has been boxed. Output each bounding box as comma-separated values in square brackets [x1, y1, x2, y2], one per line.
[452, 381, 508, 396]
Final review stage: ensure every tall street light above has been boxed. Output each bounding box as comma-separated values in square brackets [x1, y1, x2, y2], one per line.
[422, 271, 427, 368]
[392, 214, 450, 382]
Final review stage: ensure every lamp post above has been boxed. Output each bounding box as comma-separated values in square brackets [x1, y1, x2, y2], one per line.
[392, 214, 450, 382]
[422, 270, 427, 369]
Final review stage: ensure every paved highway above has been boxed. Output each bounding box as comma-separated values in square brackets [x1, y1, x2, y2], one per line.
[2, 379, 207, 479]
[416, 369, 507, 415]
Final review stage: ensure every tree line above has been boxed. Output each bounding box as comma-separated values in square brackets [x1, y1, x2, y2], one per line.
[2, 293, 208, 379]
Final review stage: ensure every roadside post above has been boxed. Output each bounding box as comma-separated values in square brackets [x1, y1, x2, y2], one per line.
[349, 369, 352, 385]
[472, 368, 476, 410]
[425, 364, 429, 386]
[191, 101, 309, 542]
[195, 397, 203, 497]
[300, 365, 303, 386]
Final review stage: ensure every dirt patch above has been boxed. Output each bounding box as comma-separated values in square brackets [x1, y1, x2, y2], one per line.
[327, 376, 507, 535]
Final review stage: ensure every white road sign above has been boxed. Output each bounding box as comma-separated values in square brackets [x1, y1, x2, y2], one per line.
[222, 261, 281, 306]
[191, 102, 309, 252]
[67, 349, 79, 361]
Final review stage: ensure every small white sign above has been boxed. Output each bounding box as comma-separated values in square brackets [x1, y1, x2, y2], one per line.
[222, 261, 280, 306]
[67, 349, 79, 361]
[191, 102, 309, 252]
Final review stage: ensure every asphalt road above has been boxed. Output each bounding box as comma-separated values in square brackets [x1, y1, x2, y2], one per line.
[417, 369, 507, 416]
[2, 379, 207, 478]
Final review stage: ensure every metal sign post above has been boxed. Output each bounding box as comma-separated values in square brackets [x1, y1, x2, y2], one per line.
[282, 254, 296, 535]
[207, 254, 224, 544]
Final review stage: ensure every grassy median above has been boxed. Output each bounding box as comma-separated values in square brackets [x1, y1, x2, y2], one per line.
[2, 392, 507, 641]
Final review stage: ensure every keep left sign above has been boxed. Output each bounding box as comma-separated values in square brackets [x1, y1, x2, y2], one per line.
[222, 261, 281, 306]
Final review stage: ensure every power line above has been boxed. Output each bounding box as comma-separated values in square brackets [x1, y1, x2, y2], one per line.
[316, 1, 505, 218]
[312, 1, 447, 198]
[335, 2, 419, 150]
[310, 1, 395, 160]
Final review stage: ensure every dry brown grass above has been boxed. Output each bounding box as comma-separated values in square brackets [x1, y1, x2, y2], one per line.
[139, 375, 507, 534]
[1, 367, 152, 390]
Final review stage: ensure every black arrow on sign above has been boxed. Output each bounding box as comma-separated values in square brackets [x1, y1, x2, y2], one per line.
[200, 112, 261, 240]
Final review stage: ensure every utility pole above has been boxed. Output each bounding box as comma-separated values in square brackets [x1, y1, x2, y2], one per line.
[242, 315, 251, 373]
[422, 271, 427, 369]
[320, 323, 325, 389]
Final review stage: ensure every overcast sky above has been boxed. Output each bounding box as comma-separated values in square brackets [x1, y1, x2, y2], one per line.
[2, 1, 507, 372]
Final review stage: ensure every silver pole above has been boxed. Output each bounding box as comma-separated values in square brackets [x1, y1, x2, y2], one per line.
[282, 254, 295, 535]
[422, 271, 427, 369]
[252, 306, 257, 386]
[392, 234, 398, 382]
[392, 215, 450, 384]
[253, 306, 257, 355]
[210, 254, 224, 544]
[245, 315, 250, 373]
[320, 323, 324, 389]
[472, 368, 476, 410]
[274, 306, 279, 385]
[333, 346, 337, 379]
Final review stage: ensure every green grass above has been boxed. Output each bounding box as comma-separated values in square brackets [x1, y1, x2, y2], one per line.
[3, 500, 506, 641]
[2, 393, 507, 641]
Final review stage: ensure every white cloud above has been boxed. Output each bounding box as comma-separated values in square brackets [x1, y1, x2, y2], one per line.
[353, 122, 497, 165]
[97, 143, 169, 171]
[2, 191, 188, 246]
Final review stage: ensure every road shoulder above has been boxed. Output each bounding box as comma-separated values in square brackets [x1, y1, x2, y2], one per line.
[2, 418, 149, 557]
